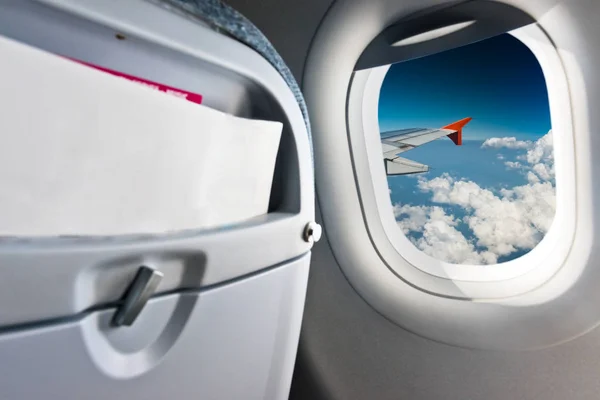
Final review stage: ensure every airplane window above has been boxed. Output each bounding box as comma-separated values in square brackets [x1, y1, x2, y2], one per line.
[379, 33, 554, 265]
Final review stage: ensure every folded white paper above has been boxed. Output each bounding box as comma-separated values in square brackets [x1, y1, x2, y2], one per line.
[0, 35, 282, 236]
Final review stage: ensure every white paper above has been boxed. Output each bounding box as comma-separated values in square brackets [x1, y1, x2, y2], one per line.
[0, 35, 282, 236]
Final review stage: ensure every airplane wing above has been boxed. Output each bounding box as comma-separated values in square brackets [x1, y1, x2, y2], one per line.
[382, 117, 472, 175]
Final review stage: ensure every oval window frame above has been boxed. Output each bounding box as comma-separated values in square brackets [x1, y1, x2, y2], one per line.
[304, 0, 598, 350]
[347, 23, 576, 299]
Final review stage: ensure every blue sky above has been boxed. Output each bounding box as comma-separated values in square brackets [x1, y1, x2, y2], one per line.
[379, 33, 555, 265]
[378, 33, 551, 140]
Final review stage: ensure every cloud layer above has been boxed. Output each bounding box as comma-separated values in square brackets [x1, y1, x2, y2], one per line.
[395, 204, 498, 264]
[481, 137, 532, 149]
[394, 131, 555, 265]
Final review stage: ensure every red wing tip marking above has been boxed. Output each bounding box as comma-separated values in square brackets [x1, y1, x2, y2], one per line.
[442, 117, 472, 146]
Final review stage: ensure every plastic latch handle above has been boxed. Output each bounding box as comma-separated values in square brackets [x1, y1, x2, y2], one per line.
[112, 266, 164, 327]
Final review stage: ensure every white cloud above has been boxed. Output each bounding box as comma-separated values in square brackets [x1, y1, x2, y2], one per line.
[487, 131, 554, 182]
[395, 130, 555, 265]
[504, 161, 522, 169]
[526, 131, 555, 182]
[532, 163, 552, 181]
[527, 171, 540, 184]
[417, 174, 496, 209]
[394, 203, 430, 234]
[481, 137, 532, 149]
[394, 204, 498, 264]
[416, 172, 555, 258]
[526, 132, 553, 164]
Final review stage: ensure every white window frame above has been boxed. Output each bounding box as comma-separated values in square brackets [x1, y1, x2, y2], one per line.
[304, 0, 599, 350]
[347, 23, 576, 299]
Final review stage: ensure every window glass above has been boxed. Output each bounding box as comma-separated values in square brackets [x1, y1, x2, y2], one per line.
[378, 33, 554, 265]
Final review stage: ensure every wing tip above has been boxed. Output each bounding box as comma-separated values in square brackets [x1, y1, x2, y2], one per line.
[443, 117, 472, 146]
